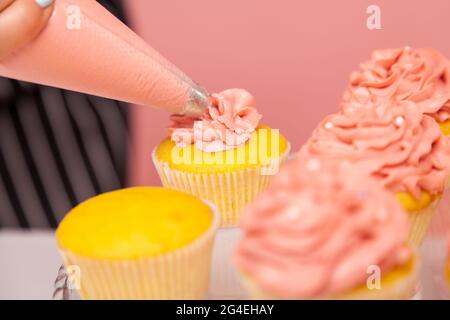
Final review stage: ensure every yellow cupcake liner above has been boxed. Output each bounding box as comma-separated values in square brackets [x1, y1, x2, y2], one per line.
[407, 199, 440, 246]
[240, 253, 420, 300]
[152, 146, 290, 227]
[58, 201, 220, 300]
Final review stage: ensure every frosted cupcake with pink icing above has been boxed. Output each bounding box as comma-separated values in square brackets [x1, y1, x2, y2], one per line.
[343, 47, 450, 136]
[234, 155, 418, 299]
[301, 99, 450, 245]
[152, 89, 290, 226]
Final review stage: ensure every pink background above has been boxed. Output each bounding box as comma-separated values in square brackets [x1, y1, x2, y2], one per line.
[124, 0, 450, 186]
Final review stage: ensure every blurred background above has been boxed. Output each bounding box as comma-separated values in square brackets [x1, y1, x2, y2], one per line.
[1, 0, 450, 298]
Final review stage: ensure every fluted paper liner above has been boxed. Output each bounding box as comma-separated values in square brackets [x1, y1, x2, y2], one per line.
[407, 199, 441, 246]
[58, 201, 220, 300]
[428, 193, 450, 239]
[427, 136, 450, 238]
[152, 146, 290, 227]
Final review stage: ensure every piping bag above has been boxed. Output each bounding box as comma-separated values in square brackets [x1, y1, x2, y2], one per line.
[0, 0, 210, 115]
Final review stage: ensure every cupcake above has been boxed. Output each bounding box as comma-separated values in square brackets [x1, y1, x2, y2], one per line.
[56, 187, 219, 300]
[234, 156, 418, 300]
[344, 47, 450, 241]
[153, 89, 290, 226]
[343, 47, 450, 136]
[301, 99, 450, 245]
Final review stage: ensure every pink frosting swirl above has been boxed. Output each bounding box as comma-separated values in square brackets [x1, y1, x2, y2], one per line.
[169, 89, 262, 152]
[301, 100, 450, 198]
[234, 156, 410, 298]
[344, 47, 450, 122]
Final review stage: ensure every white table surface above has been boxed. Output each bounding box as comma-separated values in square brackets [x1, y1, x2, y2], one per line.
[0, 230, 449, 300]
[0, 231, 62, 300]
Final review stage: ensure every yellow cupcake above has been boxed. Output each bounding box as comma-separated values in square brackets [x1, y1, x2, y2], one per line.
[439, 119, 450, 137]
[242, 254, 419, 300]
[234, 156, 419, 300]
[56, 187, 219, 300]
[153, 125, 290, 226]
[395, 191, 442, 246]
[335, 254, 418, 300]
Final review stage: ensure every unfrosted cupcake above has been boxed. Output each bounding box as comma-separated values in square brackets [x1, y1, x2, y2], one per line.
[56, 187, 219, 300]
[301, 99, 450, 245]
[153, 89, 290, 226]
[234, 156, 418, 300]
[343, 47, 450, 136]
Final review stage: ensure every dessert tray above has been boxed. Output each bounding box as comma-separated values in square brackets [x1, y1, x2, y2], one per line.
[53, 228, 450, 300]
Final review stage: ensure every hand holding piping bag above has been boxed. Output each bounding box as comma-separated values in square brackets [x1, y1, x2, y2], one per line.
[0, 0, 210, 116]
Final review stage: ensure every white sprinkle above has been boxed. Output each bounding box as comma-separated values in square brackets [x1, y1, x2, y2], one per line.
[358, 191, 369, 200]
[354, 87, 370, 98]
[325, 121, 334, 129]
[404, 46, 411, 51]
[394, 115, 405, 127]
[285, 205, 301, 221]
[396, 247, 411, 264]
[306, 158, 321, 171]
[430, 101, 443, 109]
[375, 106, 385, 117]
[346, 105, 359, 114]
[341, 160, 352, 167]
[404, 63, 412, 69]
[376, 208, 388, 222]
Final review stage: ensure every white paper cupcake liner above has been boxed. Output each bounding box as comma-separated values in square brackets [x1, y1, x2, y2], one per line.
[408, 199, 441, 246]
[426, 174, 450, 239]
[58, 201, 220, 300]
[152, 145, 290, 227]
